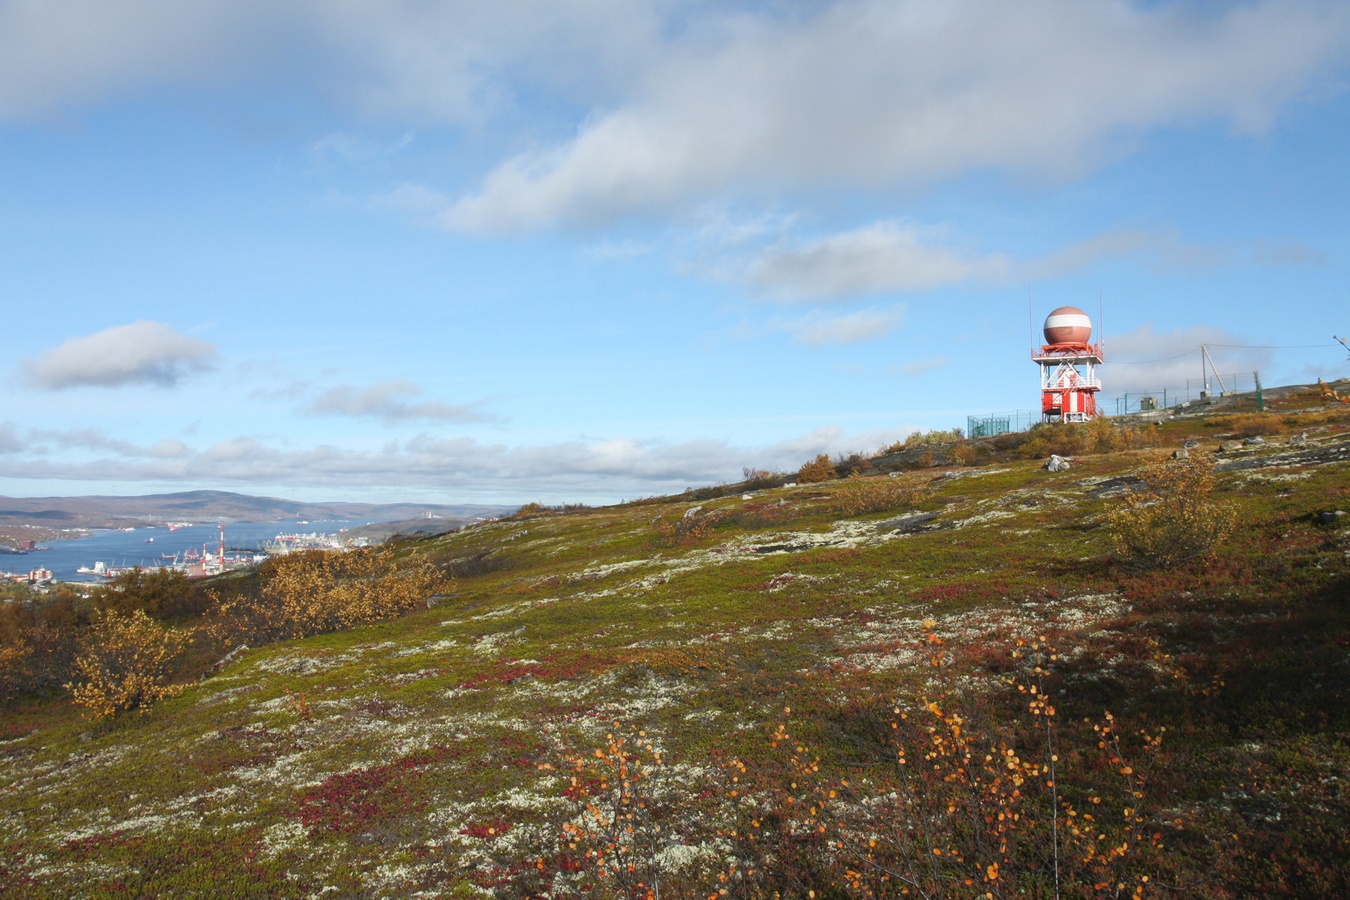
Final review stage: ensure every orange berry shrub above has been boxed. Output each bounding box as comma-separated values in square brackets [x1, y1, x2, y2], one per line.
[761, 630, 1168, 898]
[473, 726, 767, 899]
[494, 636, 1172, 898]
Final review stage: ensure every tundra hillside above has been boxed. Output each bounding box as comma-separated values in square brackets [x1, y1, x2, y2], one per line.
[1, 389, 1348, 897]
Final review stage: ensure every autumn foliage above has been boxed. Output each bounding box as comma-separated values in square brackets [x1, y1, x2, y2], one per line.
[798, 454, 839, 483]
[66, 610, 191, 719]
[211, 547, 447, 645]
[1108, 454, 1237, 570]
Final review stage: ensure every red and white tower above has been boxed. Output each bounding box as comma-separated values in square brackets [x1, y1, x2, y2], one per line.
[1033, 306, 1102, 423]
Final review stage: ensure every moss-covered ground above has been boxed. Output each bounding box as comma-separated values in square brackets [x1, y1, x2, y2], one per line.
[1, 400, 1348, 897]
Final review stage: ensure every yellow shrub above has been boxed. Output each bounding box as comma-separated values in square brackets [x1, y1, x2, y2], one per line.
[66, 610, 190, 718]
[213, 548, 447, 645]
[1108, 455, 1237, 570]
[1207, 413, 1287, 439]
[827, 479, 922, 517]
[797, 454, 838, 484]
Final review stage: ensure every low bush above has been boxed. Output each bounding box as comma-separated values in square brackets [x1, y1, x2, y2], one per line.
[741, 468, 787, 491]
[826, 479, 923, 518]
[653, 508, 730, 547]
[0, 589, 93, 703]
[1019, 419, 1159, 459]
[1108, 454, 1238, 571]
[208, 548, 447, 646]
[92, 568, 211, 621]
[798, 454, 839, 484]
[66, 610, 191, 719]
[1206, 413, 1287, 439]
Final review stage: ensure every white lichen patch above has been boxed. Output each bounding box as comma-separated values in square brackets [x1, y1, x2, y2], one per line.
[1239, 471, 1312, 484]
[576, 559, 653, 580]
[252, 652, 361, 677]
[472, 629, 525, 656]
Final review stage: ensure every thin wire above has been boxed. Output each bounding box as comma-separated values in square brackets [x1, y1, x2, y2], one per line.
[1109, 342, 1339, 364]
[1108, 351, 1197, 365]
[1206, 343, 1337, 350]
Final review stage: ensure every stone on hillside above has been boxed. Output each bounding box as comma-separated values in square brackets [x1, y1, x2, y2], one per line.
[1172, 448, 1190, 460]
[1045, 454, 1071, 472]
[1243, 436, 1266, 446]
[1183, 439, 1200, 449]
[884, 511, 942, 534]
[1220, 440, 1243, 452]
[683, 505, 703, 518]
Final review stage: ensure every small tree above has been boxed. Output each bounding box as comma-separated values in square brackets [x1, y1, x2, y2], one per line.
[66, 610, 191, 718]
[798, 454, 838, 484]
[1108, 454, 1237, 570]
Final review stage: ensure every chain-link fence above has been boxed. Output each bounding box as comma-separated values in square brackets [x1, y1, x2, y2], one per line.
[1105, 373, 1262, 416]
[964, 373, 1266, 436]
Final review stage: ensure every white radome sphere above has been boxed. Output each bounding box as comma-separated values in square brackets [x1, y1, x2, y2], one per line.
[1043, 306, 1092, 345]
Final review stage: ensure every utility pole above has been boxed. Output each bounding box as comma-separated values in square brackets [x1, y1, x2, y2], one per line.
[1201, 344, 1229, 397]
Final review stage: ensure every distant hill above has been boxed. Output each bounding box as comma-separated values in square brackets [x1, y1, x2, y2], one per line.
[0, 490, 516, 530]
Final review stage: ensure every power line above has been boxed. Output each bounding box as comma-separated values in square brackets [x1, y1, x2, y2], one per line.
[1107, 350, 1196, 365]
[1109, 342, 1339, 364]
[1205, 343, 1338, 350]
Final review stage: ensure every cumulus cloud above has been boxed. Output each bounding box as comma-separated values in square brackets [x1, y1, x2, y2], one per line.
[22, 322, 218, 390]
[750, 222, 1010, 299]
[738, 222, 1312, 302]
[0, 423, 916, 502]
[306, 381, 495, 424]
[443, 0, 1350, 231]
[785, 309, 901, 346]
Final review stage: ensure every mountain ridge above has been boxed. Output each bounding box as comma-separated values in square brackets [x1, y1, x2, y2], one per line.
[0, 489, 516, 529]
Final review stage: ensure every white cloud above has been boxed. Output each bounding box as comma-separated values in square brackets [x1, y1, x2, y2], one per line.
[5, 2, 1345, 231]
[306, 381, 495, 424]
[750, 222, 1009, 299]
[22, 322, 218, 389]
[20, 429, 194, 459]
[0, 423, 917, 502]
[786, 309, 901, 346]
[893, 357, 951, 378]
[737, 222, 1312, 302]
[0, 1, 272, 117]
[0, 0, 660, 122]
[442, 0, 1350, 231]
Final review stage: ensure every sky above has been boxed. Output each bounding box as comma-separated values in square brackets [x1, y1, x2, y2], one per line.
[2, 0, 1349, 506]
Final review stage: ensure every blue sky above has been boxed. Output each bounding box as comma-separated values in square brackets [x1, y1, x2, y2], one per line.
[2, 0, 1348, 505]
